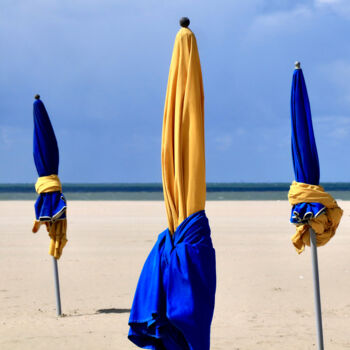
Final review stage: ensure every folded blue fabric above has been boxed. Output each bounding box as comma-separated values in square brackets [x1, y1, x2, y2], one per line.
[128, 210, 216, 350]
[290, 202, 326, 224]
[35, 192, 67, 222]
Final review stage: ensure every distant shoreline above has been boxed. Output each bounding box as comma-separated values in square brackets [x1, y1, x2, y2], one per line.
[1, 183, 350, 200]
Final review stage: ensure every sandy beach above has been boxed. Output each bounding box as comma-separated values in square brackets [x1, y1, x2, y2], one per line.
[0, 200, 349, 349]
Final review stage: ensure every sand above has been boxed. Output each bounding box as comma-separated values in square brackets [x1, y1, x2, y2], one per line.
[0, 200, 349, 349]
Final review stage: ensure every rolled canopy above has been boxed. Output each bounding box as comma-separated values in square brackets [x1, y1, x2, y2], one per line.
[162, 27, 206, 233]
[128, 23, 216, 350]
[290, 68, 324, 224]
[288, 67, 342, 253]
[32, 97, 67, 259]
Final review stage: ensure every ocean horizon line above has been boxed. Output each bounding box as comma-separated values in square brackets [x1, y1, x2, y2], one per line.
[2, 182, 350, 191]
[1, 182, 350, 200]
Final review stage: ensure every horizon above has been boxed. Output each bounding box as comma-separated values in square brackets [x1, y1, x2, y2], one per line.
[3, 181, 350, 201]
[2, 181, 350, 186]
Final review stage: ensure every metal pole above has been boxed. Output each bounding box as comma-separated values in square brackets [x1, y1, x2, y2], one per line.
[309, 227, 324, 350]
[52, 257, 62, 316]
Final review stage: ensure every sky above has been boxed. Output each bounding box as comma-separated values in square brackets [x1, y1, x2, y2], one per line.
[1, 0, 350, 183]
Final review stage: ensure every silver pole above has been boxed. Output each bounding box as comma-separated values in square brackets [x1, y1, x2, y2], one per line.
[52, 257, 62, 316]
[309, 227, 324, 350]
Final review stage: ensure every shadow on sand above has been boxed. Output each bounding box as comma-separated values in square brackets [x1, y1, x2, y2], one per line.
[60, 308, 131, 318]
[96, 308, 131, 314]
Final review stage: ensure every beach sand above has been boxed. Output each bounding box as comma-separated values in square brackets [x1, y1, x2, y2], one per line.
[0, 200, 349, 349]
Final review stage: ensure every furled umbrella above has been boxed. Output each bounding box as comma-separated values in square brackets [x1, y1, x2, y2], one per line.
[128, 18, 216, 350]
[288, 62, 343, 350]
[32, 94, 67, 316]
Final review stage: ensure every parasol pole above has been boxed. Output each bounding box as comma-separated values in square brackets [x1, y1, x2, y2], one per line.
[293, 62, 324, 349]
[309, 227, 324, 350]
[52, 257, 62, 316]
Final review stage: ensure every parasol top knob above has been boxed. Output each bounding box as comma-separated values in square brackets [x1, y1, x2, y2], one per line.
[179, 17, 190, 28]
[295, 61, 301, 69]
[34, 94, 40, 100]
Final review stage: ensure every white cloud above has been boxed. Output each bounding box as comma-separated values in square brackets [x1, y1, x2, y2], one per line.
[330, 127, 348, 139]
[325, 60, 350, 85]
[213, 128, 248, 151]
[316, 60, 350, 107]
[315, 115, 350, 140]
[0, 126, 31, 152]
[316, 0, 340, 4]
[258, 5, 311, 27]
[243, 4, 314, 43]
[315, 0, 350, 17]
[246, 0, 350, 40]
[214, 134, 233, 151]
[235, 128, 246, 136]
[0, 126, 20, 148]
[317, 115, 350, 124]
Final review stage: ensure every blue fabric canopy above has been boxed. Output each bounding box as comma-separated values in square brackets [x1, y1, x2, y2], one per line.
[34, 99, 59, 177]
[290, 68, 324, 223]
[33, 98, 66, 222]
[128, 210, 216, 350]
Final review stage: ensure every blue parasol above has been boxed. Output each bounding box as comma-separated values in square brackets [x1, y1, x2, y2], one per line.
[128, 211, 216, 350]
[290, 63, 325, 224]
[290, 62, 324, 350]
[32, 94, 66, 316]
[33, 96, 66, 223]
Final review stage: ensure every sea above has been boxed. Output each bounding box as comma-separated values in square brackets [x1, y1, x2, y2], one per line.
[1, 183, 350, 200]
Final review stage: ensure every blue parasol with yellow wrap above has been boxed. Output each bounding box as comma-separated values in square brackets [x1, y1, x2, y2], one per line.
[288, 62, 343, 350]
[32, 94, 67, 316]
[128, 18, 216, 350]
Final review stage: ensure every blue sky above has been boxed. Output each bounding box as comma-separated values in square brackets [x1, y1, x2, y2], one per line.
[1, 0, 350, 183]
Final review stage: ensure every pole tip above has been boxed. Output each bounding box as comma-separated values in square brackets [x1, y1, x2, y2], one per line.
[34, 94, 40, 100]
[179, 17, 190, 28]
[295, 61, 301, 69]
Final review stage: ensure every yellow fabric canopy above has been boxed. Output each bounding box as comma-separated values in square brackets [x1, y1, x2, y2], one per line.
[161, 27, 206, 233]
[288, 181, 343, 254]
[33, 174, 67, 259]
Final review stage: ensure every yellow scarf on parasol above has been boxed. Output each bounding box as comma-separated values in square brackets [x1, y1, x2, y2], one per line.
[35, 174, 62, 193]
[288, 181, 343, 254]
[33, 174, 67, 259]
[161, 27, 206, 234]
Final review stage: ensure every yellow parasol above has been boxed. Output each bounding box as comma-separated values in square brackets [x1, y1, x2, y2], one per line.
[128, 19, 216, 350]
[162, 20, 206, 233]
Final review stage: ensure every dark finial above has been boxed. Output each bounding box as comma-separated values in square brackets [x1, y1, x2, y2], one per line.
[295, 61, 301, 69]
[179, 17, 190, 28]
[34, 94, 40, 100]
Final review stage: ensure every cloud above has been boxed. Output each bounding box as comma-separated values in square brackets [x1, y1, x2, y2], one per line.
[214, 134, 233, 151]
[0, 126, 31, 149]
[316, 0, 340, 4]
[314, 0, 350, 17]
[315, 60, 350, 108]
[324, 60, 350, 87]
[330, 127, 348, 139]
[315, 115, 350, 140]
[250, 5, 312, 31]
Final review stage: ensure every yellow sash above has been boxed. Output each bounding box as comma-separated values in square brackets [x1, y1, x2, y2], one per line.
[33, 174, 66, 259]
[288, 181, 343, 253]
[35, 175, 62, 193]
